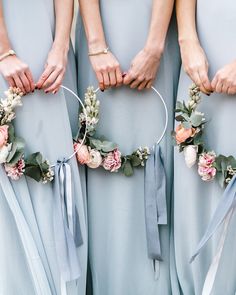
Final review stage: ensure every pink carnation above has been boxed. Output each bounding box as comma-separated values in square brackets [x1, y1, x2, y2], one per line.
[199, 152, 216, 166]
[103, 149, 122, 172]
[0, 125, 9, 148]
[5, 158, 25, 180]
[198, 152, 216, 181]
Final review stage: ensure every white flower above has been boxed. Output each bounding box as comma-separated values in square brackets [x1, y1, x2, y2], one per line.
[87, 149, 102, 169]
[0, 143, 12, 164]
[184, 145, 198, 168]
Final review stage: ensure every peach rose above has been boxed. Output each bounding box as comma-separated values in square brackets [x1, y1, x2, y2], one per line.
[74, 143, 90, 165]
[0, 125, 9, 148]
[175, 124, 195, 144]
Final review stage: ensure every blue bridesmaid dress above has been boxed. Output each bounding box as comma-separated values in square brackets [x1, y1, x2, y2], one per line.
[76, 1, 180, 294]
[0, 0, 87, 294]
[174, 0, 236, 294]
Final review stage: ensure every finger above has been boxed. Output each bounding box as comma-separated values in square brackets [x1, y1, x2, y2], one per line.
[198, 70, 212, 94]
[36, 66, 54, 89]
[115, 67, 123, 87]
[211, 75, 218, 89]
[138, 80, 148, 91]
[222, 82, 230, 94]
[25, 70, 35, 92]
[13, 74, 25, 93]
[108, 71, 117, 87]
[44, 73, 64, 93]
[41, 70, 60, 89]
[227, 86, 236, 95]
[96, 72, 104, 91]
[215, 80, 223, 93]
[189, 71, 201, 89]
[130, 78, 143, 89]
[19, 72, 31, 93]
[146, 81, 153, 89]
[102, 72, 110, 89]
[6, 76, 16, 88]
[123, 71, 135, 85]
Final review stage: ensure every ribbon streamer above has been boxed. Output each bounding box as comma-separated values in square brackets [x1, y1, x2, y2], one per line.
[144, 144, 167, 278]
[190, 174, 236, 295]
[53, 159, 83, 292]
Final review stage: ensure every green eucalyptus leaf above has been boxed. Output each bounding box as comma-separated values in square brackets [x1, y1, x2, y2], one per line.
[100, 141, 117, 152]
[8, 150, 24, 165]
[122, 160, 134, 177]
[190, 114, 203, 127]
[7, 123, 15, 142]
[182, 122, 192, 129]
[130, 155, 142, 167]
[24, 165, 42, 182]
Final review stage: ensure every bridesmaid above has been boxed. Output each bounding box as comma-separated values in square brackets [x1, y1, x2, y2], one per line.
[174, 0, 236, 294]
[0, 0, 87, 294]
[76, 1, 180, 294]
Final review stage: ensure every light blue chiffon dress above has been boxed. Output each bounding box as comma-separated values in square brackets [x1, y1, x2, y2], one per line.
[174, 0, 236, 294]
[76, 1, 180, 294]
[0, 0, 87, 294]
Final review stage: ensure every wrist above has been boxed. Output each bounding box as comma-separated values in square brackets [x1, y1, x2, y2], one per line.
[143, 43, 164, 60]
[87, 37, 107, 53]
[178, 36, 200, 47]
[52, 40, 70, 54]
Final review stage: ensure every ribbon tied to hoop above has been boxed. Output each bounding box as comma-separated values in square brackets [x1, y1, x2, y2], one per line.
[144, 144, 167, 278]
[53, 158, 83, 288]
[190, 174, 236, 295]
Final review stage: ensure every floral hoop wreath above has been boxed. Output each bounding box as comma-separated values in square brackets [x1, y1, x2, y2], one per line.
[0, 86, 88, 183]
[74, 85, 168, 176]
[0, 85, 167, 182]
[173, 84, 236, 187]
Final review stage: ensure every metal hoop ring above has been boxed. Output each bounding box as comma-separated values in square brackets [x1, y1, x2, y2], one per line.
[94, 86, 168, 146]
[50, 85, 88, 168]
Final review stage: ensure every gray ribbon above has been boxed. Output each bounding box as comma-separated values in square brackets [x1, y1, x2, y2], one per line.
[53, 158, 83, 283]
[144, 144, 167, 261]
[190, 174, 236, 263]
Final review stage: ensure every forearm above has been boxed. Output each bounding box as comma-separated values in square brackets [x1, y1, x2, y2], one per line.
[78, 0, 106, 52]
[145, 0, 174, 57]
[53, 0, 73, 52]
[176, 0, 199, 44]
[0, 1, 11, 55]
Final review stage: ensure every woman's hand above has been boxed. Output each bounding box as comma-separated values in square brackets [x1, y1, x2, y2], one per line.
[211, 61, 236, 95]
[0, 55, 35, 94]
[123, 48, 161, 90]
[89, 52, 123, 91]
[180, 39, 212, 94]
[36, 46, 68, 94]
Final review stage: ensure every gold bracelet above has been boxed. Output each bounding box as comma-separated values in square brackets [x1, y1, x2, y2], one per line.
[88, 47, 109, 57]
[0, 49, 16, 62]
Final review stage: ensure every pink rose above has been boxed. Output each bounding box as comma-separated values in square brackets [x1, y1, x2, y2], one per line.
[175, 124, 195, 144]
[74, 143, 90, 165]
[0, 125, 9, 148]
[5, 158, 25, 180]
[87, 149, 102, 169]
[103, 149, 122, 172]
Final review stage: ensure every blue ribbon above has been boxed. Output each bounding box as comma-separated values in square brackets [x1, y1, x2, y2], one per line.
[53, 158, 83, 284]
[144, 144, 167, 262]
[190, 174, 236, 263]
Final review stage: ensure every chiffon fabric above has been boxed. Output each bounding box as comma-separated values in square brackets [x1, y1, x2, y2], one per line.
[76, 1, 180, 294]
[174, 0, 236, 294]
[0, 0, 87, 294]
